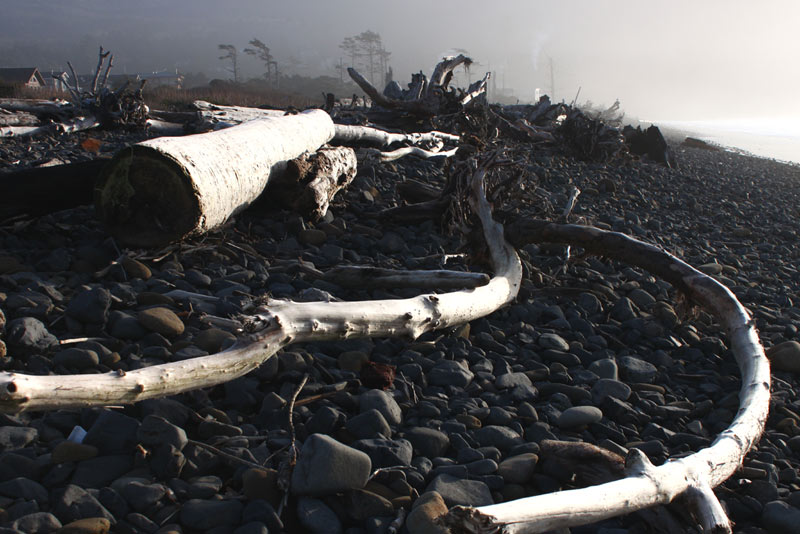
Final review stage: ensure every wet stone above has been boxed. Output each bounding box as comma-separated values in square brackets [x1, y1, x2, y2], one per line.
[51, 442, 99, 464]
[296, 496, 342, 534]
[137, 307, 185, 337]
[359, 389, 403, 426]
[558, 406, 603, 429]
[56, 517, 112, 534]
[592, 378, 632, 404]
[428, 359, 474, 387]
[179, 499, 244, 531]
[53, 348, 99, 370]
[345, 409, 391, 440]
[473, 425, 523, 451]
[66, 288, 111, 325]
[405, 427, 450, 458]
[353, 437, 413, 468]
[619, 355, 658, 383]
[292, 433, 371, 496]
[6, 316, 58, 353]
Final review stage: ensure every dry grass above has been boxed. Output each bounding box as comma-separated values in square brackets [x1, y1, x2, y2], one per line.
[5, 83, 315, 111]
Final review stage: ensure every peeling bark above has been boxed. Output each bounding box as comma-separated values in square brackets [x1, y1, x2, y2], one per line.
[268, 145, 358, 221]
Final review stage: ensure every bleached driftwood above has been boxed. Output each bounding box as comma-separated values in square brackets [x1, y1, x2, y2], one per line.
[145, 118, 186, 136]
[513, 118, 556, 143]
[0, 98, 71, 116]
[359, 146, 459, 163]
[460, 72, 491, 106]
[322, 265, 489, 290]
[95, 109, 335, 247]
[0, 110, 39, 127]
[0, 164, 521, 413]
[332, 124, 459, 147]
[191, 99, 287, 130]
[267, 145, 358, 221]
[443, 221, 769, 534]
[0, 115, 99, 138]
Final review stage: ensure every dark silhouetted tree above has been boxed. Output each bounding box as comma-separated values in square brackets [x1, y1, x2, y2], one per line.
[218, 44, 239, 83]
[244, 38, 278, 84]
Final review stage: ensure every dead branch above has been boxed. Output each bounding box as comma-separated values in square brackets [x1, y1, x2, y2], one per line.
[443, 221, 769, 533]
[0, 161, 521, 413]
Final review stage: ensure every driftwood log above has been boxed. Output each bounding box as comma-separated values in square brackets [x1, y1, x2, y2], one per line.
[266, 145, 358, 221]
[0, 163, 521, 412]
[0, 159, 108, 220]
[94, 109, 335, 247]
[442, 221, 769, 534]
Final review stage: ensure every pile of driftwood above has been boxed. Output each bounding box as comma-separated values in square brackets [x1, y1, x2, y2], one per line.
[0, 55, 767, 533]
[0, 47, 148, 139]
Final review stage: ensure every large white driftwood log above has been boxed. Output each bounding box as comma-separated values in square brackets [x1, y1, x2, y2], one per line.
[0, 165, 521, 413]
[94, 109, 335, 247]
[191, 100, 287, 130]
[443, 221, 770, 534]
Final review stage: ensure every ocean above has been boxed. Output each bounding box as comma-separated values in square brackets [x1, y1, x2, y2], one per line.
[644, 117, 800, 166]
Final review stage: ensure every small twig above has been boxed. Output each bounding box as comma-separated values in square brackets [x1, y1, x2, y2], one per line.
[187, 439, 265, 470]
[67, 61, 81, 94]
[277, 373, 309, 517]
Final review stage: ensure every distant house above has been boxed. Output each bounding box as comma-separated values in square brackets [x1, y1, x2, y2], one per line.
[0, 67, 46, 89]
[140, 70, 184, 89]
[43, 71, 70, 92]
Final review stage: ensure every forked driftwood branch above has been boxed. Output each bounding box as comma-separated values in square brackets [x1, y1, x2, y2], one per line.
[442, 221, 770, 534]
[0, 162, 522, 413]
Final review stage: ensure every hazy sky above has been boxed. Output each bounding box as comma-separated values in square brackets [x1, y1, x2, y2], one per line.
[2, 0, 798, 120]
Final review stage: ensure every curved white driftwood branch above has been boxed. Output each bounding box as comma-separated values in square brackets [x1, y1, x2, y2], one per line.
[0, 166, 521, 413]
[444, 222, 770, 534]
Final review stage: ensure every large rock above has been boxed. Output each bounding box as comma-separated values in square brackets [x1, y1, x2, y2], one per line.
[291, 434, 371, 496]
[296, 497, 342, 533]
[767, 341, 800, 373]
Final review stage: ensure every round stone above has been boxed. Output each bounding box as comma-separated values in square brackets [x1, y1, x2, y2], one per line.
[137, 307, 185, 337]
[557, 406, 603, 429]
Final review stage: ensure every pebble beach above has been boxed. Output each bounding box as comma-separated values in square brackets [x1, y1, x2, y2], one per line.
[1, 128, 800, 534]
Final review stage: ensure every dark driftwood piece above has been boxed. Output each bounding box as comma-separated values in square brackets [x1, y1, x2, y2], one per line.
[322, 265, 489, 290]
[0, 160, 107, 220]
[266, 146, 358, 221]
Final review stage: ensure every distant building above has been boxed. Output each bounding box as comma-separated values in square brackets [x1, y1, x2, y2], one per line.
[140, 70, 184, 89]
[43, 71, 70, 92]
[0, 67, 46, 89]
